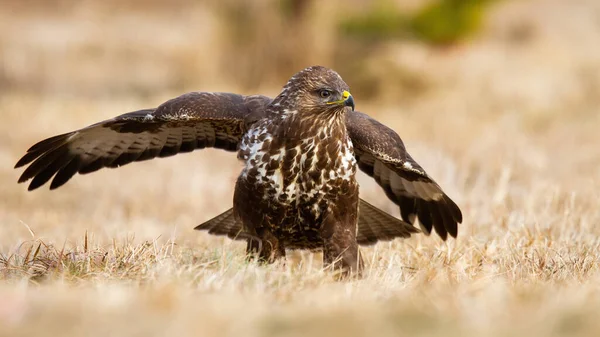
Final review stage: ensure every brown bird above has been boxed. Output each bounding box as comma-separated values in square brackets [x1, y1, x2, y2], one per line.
[15, 66, 462, 276]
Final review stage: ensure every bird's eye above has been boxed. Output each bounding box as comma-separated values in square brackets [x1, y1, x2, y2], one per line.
[319, 90, 332, 98]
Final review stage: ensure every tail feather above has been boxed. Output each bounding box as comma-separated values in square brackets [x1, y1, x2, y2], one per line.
[194, 198, 419, 245]
[356, 199, 420, 246]
[194, 208, 248, 240]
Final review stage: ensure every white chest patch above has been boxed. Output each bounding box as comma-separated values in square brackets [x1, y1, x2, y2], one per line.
[239, 121, 357, 211]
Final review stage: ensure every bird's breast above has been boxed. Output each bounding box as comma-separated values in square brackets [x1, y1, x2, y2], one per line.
[238, 120, 357, 214]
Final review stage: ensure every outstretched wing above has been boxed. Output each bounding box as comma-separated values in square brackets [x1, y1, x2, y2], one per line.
[347, 111, 463, 240]
[15, 92, 272, 191]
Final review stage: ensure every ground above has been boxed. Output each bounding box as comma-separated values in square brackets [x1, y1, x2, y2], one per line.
[1, 1, 600, 336]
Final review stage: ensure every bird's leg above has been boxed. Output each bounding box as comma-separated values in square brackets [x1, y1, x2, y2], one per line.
[321, 219, 364, 279]
[245, 236, 262, 262]
[246, 228, 285, 264]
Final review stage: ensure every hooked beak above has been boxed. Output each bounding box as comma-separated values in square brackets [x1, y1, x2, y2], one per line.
[327, 90, 354, 111]
[343, 91, 355, 111]
[326, 90, 355, 111]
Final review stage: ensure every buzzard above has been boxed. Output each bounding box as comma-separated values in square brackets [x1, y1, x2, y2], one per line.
[15, 66, 462, 276]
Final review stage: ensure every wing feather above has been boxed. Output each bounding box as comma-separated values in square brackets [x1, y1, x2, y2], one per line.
[28, 148, 72, 191]
[51, 157, 83, 190]
[347, 111, 462, 240]
[15, 93, 272, 190]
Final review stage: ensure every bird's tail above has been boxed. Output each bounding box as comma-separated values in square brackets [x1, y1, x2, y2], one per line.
[355, 198, 419, 245]
[194, 208, 249, 240]
[194, 199, 419, 245]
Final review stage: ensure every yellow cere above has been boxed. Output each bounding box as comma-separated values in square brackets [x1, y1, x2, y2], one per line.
[326, 90, 352, 105]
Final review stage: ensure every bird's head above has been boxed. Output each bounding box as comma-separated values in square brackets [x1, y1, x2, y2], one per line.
[273, 66, 355, 118]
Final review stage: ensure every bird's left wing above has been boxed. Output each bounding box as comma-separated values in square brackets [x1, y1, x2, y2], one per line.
[346, 111, 462, 240]
[15, 92, 272, 191]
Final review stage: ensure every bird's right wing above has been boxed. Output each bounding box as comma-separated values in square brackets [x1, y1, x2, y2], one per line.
[347, 111, 462, 240]
[15, 92, 272, 191]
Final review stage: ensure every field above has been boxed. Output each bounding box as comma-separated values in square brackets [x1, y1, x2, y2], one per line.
[1, 1, 600, 336]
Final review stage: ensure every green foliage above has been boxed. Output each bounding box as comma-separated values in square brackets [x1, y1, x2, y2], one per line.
[339, 1, 408, 40]
[410, 0, 493, 44]
[339, 0, 498, 45]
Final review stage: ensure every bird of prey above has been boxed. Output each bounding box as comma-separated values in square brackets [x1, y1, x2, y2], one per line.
[15, 66, 462, 276]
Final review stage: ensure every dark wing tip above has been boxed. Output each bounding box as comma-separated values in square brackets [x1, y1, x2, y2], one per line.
[17, 173, 29, 184]
[27, 175, 49, 191]
[15, 153, 35, 169]
[27, 182, 41, 191]
[447, 196, 463, 224]
[441, 195, 462, 238]
[15, 132, 75, 168]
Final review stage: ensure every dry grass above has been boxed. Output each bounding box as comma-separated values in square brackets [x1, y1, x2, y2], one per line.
[1, 1, 600, 336]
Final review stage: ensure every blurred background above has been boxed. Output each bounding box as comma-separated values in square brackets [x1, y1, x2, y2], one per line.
[2, 0, 600, 250]
[1, 0, 600, 249]
[3, 0, 599, 104]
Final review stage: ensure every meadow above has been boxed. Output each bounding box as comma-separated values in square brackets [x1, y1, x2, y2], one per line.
[1, 1, 600, 336]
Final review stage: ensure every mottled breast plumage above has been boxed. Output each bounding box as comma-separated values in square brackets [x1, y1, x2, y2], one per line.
[237, 106, 357, 249]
